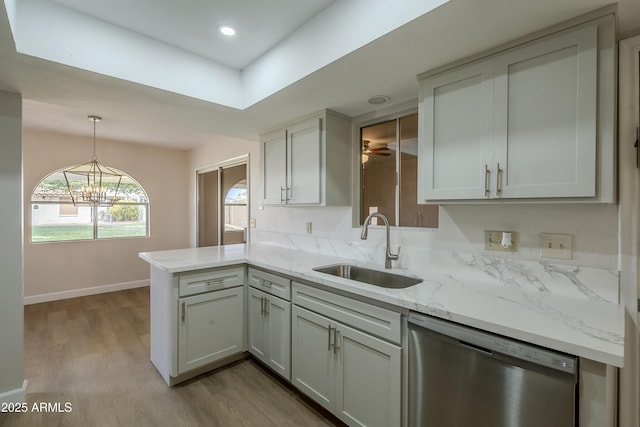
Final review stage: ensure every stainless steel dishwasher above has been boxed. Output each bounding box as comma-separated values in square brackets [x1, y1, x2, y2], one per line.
[408, 312, 578, 427]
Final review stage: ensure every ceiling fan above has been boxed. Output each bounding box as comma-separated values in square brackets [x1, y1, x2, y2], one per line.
[362, 140, 391, 157]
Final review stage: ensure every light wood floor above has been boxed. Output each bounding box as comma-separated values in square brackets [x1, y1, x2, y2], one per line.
[1, 287, 342, 427]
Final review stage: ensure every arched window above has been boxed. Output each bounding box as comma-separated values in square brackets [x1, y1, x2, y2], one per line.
[30, 167, 149, 242]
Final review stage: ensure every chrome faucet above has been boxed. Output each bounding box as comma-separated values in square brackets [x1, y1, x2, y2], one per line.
[361, 212, 399, 269]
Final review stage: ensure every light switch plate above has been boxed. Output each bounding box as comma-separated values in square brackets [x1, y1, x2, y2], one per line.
[484, 230, 516, 252]
[540, 233, 573, 260]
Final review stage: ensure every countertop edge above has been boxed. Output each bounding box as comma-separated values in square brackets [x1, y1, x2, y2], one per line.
[139, 246, 625, 367]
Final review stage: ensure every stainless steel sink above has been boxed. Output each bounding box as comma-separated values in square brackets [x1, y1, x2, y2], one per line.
[312, 264, 422, 289]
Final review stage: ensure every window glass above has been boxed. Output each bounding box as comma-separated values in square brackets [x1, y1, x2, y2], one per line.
[97, 205, 148, 239]
[224, 179, 247, 233]
[221, 164, 248, 245]
[31, 167, 149, 242]
[398, 114, 438, 228]
[361, 120, 397, 225]
[360, 112, 438, 228]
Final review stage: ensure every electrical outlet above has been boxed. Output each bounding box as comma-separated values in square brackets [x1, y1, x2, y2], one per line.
[249, 218, 256, 228]
[540, 233, 573, 260]
[484, 230, 516, 252]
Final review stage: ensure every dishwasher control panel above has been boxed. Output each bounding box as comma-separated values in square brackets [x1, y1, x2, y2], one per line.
[491, 339, 576, 373]
[408, 311, 577, 375]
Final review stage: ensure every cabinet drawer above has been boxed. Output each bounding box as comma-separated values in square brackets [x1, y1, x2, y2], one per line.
[248, 267, 291, 301]
[178, 266, 245, 297]
[293, 282, 401, 344]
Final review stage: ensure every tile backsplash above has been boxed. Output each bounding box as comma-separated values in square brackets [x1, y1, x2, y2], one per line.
[252, 203, 620, 303]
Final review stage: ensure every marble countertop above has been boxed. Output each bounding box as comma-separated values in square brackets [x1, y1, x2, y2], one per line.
[139, 243, 624, 367]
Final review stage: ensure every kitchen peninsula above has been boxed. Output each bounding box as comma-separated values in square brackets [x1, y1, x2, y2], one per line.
[140, 243, 623, 366]
[141, 242, 622, 427]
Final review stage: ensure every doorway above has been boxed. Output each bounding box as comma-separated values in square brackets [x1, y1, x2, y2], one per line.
[197, 156, 249, 247]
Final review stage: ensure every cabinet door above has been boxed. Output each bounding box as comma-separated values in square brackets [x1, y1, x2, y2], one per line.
[493, 25, 598, 198]
[248, 287, 291, 380]
[334, 323, 402, 427]
[418, 60, 494, 201]
[291, 305, 334, 410]
[287, 117, 322, 205]
[261, 129, 287, 205]
[247, 287, 267, 361]
[178, 286, 244, 374]
[265, 294, 291, 380]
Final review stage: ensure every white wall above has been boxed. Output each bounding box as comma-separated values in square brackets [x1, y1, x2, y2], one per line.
[0, 90, 25, 403]
[188, 136, 260, 247]
[23, 129, 190, 300]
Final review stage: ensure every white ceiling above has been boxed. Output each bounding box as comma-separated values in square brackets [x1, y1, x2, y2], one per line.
[1, 0, 639, 150]
[47, 0, 337, 70]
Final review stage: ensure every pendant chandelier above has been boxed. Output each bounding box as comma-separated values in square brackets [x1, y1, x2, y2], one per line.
[63, 115, 123, 206]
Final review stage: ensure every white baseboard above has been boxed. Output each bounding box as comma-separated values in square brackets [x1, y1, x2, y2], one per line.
[0, 380, 28, 404]
[24, 280, 150, 305]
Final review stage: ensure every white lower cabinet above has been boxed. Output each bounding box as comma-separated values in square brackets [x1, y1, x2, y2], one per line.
[149, 265, 245, 386]
[292, 283, 402, 427]
[248, 286, 291, 380]
[177, 286, 244, 374]
[292, 306, 334, 407]
[150, 264, 402, 426]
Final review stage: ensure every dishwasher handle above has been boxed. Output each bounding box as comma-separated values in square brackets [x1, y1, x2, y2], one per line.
[460, 340, 493, 356]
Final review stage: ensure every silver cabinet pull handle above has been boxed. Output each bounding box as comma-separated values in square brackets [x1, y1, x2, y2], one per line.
[333, 328, 340, 355]
[181, 301, 186, 322]
[266, 297, 269, 315]
[328, 325, 334, 351]
[259, 279, 272, 288]
[484, 165, 490, 197]
[205, 274, 235, 287]
[496, 163, 503, 195]
[280, 186, 286, 204]
[261, 296, 265, 316]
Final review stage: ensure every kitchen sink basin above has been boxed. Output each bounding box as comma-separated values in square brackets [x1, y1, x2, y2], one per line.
[312, 264, 422, 289]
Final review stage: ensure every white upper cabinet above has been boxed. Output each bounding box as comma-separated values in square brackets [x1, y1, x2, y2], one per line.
[261, 130, 287, 205]
[260, 110, 351, 206]
[418, 15, 615, 203]
[287, 118, 322, 204]
[419, 59, 494, 200]
[493, 25, 597, 199]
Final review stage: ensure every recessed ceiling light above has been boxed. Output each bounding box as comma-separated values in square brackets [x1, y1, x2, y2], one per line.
[218, 25, 236, 37]
[368, 95, 390, 105]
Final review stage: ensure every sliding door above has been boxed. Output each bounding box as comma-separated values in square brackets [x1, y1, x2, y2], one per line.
[197, 158, 248, 247]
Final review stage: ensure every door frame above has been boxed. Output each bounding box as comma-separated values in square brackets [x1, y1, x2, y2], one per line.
[196, 154, 250, 247]
[618, 34, 640, 427]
